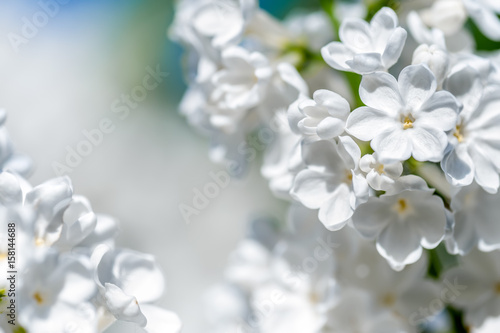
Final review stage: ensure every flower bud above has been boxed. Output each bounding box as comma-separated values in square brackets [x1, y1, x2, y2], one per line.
[412, 44, 449, 88]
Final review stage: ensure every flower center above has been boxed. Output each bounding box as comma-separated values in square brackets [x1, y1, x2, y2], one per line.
[453, 125, 464, 143]
[381, 293, 396, 307]
[392, 198, 414, 219]
[309, 291, 320, 304]
[344, 170, 353, 184]
[35, 237, 46, 247]
[33, 292, 44, 305]
[396, 199, 408, 213]
[376, 164, 385, 174]
[495, 282, 500, 294]
[401, 115, 415, 130]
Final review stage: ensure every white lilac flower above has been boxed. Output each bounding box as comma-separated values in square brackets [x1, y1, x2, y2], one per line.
[169, 0, 257, 62]
[284, 203, 360, 264]
[95, 247, 181, 333]
[406, 10, 474, 53]
[321, 7, 407, 74]
[261, 111, 303, 200]
[293, 89, 350, 140]
[224, 239, 274, 291]
[18, 250, 97, 333]
[180, 47, 307, 171]
[290, 136, 369, 231]
[412, 44, 450, 88]
[207, 46, 273, 132]
[324, 287, 414, 333]
[352, 175, 447, 270]
[338, 242, 441, 322]
[443, 249, 500, 328]
[170, 0, 291, 65]
[0, 166, 179, 331]
[441, 65, 500, 193]
[419, 0, 468, 37]
[446, 182, 500, 255]
[346, 64, 459, 164]
[249, 228, 338, 333]
[250, 277, 336, 333]
[359, 153, 403, 191]
[203, 284, 251, 333]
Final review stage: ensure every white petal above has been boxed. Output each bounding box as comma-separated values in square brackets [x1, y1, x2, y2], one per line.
[382, 27, 407, 69]
[113, 250, 165, 304]
[471, 148, 500, 194]
[287, 95, 308, 134]
[376, 222, 423, 271]
[408, 126, 447, 162]
[352, 197, 394, 238]
[318, 184, 353, 230]
[317, 117, 345, 139]
[338, 135, 361, 170]
[398, 64, 437, 110]
[476, 190, 500, 251]
[441, 144, 475, 186]
[321, 42, 353, 71]
[444, 65, 482, 115]
[416, 91, 459, 132]
[409, 195, 447, 248]
[346, 107, 397, 141]
[301, 139, 340, 172]
[277, 62, 310, 97]
[0, 172, 22, 205]
[339, 18, 372, 52]
[140, 305, 182, 333]
[346, 53, 384, 74]
[103, 283, 147, 327]
[370, 7, 398, 33]
[359, 72, 403, 113]
[290, 169, 334, 209]
[313, 89, 350, 119]
[371, 129, 412, 164]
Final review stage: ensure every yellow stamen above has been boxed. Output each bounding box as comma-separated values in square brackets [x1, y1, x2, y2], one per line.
[376, 164, 385, 174]
[403, 116, 414, 130]
[35, 237, 45, 247]
[382, 293, 396, 307]
[33, 292, 43, 305]
[495, 282, 500, 294]
[454, 125, 464, 143]
[395, 199, 408, 213]
[345, 170, 353, 183]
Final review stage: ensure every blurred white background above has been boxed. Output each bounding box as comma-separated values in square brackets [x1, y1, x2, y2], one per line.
[0, 1, 287, 332]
